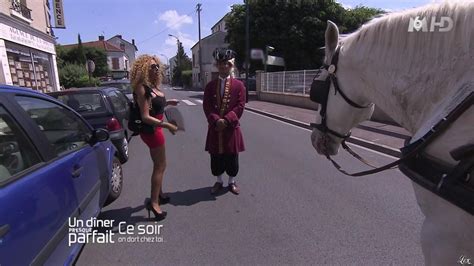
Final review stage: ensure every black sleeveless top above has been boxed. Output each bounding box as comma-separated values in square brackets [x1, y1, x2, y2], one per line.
[144, 85, 166, 115]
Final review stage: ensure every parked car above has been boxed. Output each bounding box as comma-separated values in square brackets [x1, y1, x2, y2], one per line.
[236, 77, 256, 91]
[100, 79, 133, 101]
[48, 87, 131, 163]
[0, 85, 123, 265]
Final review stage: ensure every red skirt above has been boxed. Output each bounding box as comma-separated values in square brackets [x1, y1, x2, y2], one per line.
[140, 114, 165, 149]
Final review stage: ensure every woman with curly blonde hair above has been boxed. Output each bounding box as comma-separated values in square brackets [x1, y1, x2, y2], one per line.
[131, 54, 178, 221]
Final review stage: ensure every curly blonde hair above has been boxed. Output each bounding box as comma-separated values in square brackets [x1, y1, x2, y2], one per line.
[130, 54, 163, 92]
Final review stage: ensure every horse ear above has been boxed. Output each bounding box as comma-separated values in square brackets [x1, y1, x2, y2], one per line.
[325, 20, 339, 58]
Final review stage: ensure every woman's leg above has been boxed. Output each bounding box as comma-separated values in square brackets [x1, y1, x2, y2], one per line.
[150, 145, 166, 212]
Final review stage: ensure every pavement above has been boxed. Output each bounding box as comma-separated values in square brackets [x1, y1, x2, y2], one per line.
[76, 86, 424, 265]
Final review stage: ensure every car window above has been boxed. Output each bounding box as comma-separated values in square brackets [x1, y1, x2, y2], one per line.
[104, 83, 132, 94]
[15, 96, 92, 157]
[0, 105, 41, 182]
[108, 91, 127, 112]
[55, 93, 107, 114]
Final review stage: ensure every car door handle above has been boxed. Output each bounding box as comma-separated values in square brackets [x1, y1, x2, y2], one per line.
[0, 224, 10, 238]
[72, 166, 83, 178]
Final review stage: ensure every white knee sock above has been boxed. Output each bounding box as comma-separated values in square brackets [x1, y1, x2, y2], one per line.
[228, 176, 235, 185]
[216, 175, 223, 183]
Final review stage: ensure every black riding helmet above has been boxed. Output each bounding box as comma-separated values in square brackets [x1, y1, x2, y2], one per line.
[213, 48, 236, 61]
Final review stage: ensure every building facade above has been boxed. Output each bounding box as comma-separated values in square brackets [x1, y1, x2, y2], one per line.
[211, 15, 227, 34]
[192, 14, 235, 89]
[107, 35, 137, 69]
[0, 0, 60, 92]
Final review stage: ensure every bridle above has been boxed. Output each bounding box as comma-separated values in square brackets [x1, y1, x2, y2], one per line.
[309, 46, 372, 140]
[309, 46, 474, 178]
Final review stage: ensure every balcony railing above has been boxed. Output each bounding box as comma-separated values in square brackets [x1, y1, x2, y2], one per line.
[11, 0, 32, 21]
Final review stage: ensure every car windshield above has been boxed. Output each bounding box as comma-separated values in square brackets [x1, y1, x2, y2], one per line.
[104, 83, 132, 94]
[55, 93, 107, 114]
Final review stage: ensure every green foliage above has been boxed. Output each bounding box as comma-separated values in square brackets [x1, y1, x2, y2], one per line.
[84, 47, 108, 77]
[59, 63, 99, 89]
[56, 42, 109, 79]
[181, 70, 193, 89]
[76, 34, 87, 65]
[225, 0, 384, 73]
[171, 41, 192, 86]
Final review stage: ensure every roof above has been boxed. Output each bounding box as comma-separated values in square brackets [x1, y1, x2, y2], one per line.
[48, 87, 118, 94]
[0, 85, 46, 96]
[101, 79, 131, 85]
[211, 13, 229, 30]
[62, 41, 125, 52]
[108, 35, 138, 51]
[191, 31, 227, 50]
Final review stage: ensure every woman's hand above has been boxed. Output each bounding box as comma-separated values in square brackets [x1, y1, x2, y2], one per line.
[166, 122, 178, 135]
[166, 99, 180, 106]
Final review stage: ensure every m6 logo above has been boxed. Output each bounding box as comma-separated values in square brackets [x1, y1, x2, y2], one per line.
[408, 16, 454, 32]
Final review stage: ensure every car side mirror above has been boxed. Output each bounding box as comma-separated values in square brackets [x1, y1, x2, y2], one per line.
[89, 128, 110, 144]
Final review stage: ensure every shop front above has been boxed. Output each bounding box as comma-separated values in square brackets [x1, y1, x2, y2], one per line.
[0, 16, 59, 92]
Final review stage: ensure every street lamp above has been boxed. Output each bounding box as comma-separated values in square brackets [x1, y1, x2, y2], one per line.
[168, 34, 181, 67]
[264, 45, 275, 73]
[159, 53, 171, 83]
[168, 34, 181, 85]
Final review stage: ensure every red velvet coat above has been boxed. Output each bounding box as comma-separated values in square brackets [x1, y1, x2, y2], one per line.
[203, 78, 246, 155]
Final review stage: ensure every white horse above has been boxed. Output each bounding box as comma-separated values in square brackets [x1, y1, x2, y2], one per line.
[310, 1, 474, 265]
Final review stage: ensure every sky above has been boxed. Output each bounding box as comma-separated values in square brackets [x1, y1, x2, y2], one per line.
[54, 0, 433, 64]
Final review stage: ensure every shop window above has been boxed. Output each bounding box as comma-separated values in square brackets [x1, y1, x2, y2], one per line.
[6, 42, 54, 93]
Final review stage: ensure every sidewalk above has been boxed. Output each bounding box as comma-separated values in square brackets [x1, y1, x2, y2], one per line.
[245, 99, 411, 158]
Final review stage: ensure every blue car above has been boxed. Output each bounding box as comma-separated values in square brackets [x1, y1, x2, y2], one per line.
[0, 85, 124, 265]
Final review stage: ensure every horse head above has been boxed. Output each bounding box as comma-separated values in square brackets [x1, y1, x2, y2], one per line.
[310, 21, 375, 156]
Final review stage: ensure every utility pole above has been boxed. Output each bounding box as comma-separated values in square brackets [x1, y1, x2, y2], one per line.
[197, 3, 203, 90]
[245, 0, 250, 103]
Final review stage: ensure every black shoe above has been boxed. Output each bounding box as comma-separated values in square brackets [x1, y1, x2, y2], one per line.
[228, 182, 240, 195]
[146, 200, 167, 221]
[159, 194, 170, 205]
[210, 182, 224, 195]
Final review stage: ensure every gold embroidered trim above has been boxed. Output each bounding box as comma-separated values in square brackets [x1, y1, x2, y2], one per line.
[216, 78, 231, 154]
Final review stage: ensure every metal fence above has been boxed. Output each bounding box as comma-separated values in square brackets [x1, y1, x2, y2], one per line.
[261, 70, 318, 96]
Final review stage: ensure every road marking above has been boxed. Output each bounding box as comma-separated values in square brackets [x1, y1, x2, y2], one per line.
[345, 143, 399, 160]
[195, 100, 203, 104]
[245, 110, 398, 160]
[182, 100, 197, 106]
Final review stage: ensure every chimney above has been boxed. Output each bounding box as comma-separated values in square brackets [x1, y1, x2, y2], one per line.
[117, 35, 122, 39]
[99, 35, 104, 41]
[132, 39, 135, 46]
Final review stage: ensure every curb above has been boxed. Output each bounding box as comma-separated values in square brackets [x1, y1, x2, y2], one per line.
[244, 106, 402, 158]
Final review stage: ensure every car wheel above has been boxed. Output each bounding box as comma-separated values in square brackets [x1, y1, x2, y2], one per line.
[118, 137, 129, 163]
[104, 157, 123, 206]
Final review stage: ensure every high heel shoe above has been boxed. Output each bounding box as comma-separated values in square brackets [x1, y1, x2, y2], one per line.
[146, 200, 167, 221]
[159, 194, 170, 204]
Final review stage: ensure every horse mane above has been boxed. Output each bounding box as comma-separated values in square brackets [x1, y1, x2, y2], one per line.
[340, 0, 474, 132]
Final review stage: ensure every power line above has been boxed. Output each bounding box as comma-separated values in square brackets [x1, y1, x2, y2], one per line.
[137, 9, 196, 45]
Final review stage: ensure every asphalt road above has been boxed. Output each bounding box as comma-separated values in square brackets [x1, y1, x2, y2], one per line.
[77, 86, 424, 265]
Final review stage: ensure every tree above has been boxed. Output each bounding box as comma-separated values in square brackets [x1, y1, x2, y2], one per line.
[84, 47, 108, 77]
[76, 34, 87, 65]
[56, 44, 109, 78]
[58, 63, 99, 88]
[225, 0, 384, 74]
[171, 41, 192, 86]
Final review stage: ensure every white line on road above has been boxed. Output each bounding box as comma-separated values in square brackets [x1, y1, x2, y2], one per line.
[195, 100, 203, 104]
[245, 110, 398, 160]
[182, 100, 197, 106]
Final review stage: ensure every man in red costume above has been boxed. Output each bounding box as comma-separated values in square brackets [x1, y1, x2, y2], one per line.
[203, 48, 246, 195]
